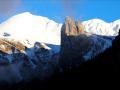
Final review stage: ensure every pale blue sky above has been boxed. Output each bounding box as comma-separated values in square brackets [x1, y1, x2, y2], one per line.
[0, 0, 120, 23]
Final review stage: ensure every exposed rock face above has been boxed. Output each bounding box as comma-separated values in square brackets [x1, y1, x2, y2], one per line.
[33, 42, 52, 62]
[0, 38, 27, 65]
[0, 39, 26, 54]
[59, 17, 92, 70]
[62, 16, 84, 36]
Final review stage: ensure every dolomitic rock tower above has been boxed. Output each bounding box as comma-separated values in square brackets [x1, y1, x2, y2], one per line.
[59, 16, 88, 70]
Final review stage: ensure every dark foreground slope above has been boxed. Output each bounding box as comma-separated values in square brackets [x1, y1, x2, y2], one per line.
[47, 31, 120, 82]
[1, 32, 120, 90]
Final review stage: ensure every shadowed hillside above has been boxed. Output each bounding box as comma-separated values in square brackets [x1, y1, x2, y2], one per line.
[2, 31, 120, 90]
[46, 30, 120, 84]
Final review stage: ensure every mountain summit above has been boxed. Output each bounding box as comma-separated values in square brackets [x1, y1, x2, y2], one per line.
[0, 12, 62, 47]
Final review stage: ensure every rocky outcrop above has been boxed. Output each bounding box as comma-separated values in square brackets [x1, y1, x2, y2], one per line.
[33, 42, 52, 62]
[61, 16, 84, 36]
[59, 17, 114, 70]
[0, 39, 26, 54]
[0, 39, 54, 63]
[59, 17, 92, 70]
[0, 39, 58, 83]
[0, 39, 27, 64]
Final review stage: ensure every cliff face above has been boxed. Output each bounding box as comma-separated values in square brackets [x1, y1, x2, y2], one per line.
[62, 16, 84, 36]
[59, 17, 115, 70]
[0, 39, 26, 53]
[60, 17, 92, 69]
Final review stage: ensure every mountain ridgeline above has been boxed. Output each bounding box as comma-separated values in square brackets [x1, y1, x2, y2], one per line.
[0, 12, 120, 88]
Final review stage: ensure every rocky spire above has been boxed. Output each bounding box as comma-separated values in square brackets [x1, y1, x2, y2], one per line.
[59, 17, 88, 70]
[62, 16, 84, 36]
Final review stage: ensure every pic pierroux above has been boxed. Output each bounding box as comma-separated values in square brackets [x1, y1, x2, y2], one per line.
[0, 12, 119, 83]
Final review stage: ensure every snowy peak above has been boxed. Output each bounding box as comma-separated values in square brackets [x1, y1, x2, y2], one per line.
[0, 12, 62, 48]
[82, 19, 120, 36]
[0, 12, 53, 25]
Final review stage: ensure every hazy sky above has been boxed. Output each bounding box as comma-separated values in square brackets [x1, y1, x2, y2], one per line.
[0, 0, 120, 23]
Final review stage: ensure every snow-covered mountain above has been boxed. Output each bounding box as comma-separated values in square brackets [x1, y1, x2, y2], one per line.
[0, 12, 120, 47]
[0, 12, 62, 83]
[82, 19, 120, 36]
[0, 12, 62, 47]
[0, 12, 120, 50]
[0, 12, 120, 83]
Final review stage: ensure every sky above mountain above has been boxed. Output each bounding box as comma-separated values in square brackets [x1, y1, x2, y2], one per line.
[0, 0, 120, 23]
